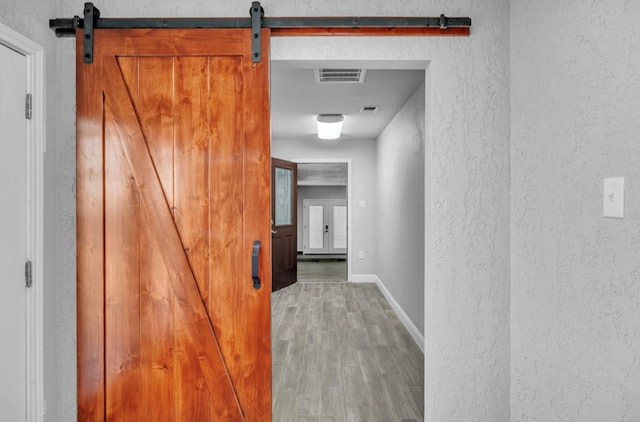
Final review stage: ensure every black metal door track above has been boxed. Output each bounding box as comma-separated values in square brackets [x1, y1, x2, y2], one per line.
[50, 2, 471, 64]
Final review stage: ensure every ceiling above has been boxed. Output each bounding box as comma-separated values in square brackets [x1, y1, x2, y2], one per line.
[298, 163, 348, 186]
[270, 60, 425, 142]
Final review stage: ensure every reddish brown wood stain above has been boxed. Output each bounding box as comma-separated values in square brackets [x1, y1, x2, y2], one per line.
[75, 24, 466, 421]
[270, 26, 470, 36]
[76, 29, 272, 421]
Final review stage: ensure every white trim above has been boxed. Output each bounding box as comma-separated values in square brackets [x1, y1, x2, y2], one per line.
[349, 273, 378, 283]
[423, 64, 433, 418]
[353, 274, 425, 352]
[291, 158, 353, 282]
[0, 23, 45, 422]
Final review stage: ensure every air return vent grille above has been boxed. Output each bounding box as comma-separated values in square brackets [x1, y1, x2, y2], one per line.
[315, 68, 367, 83]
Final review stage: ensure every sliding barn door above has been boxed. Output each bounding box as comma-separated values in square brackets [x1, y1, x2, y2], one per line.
[76, 29, 271, 421]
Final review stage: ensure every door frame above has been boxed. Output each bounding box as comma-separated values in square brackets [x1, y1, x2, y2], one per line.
[291, 158, 352, 281]
[271, 36, 431, 417]
[0, 22, 45, 422]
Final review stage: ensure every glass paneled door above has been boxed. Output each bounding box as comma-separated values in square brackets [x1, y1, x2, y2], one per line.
[302, 199, 347, 254]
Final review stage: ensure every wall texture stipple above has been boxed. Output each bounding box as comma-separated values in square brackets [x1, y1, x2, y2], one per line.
[511, 1, 640, 420]
[7, 0, 640, 421]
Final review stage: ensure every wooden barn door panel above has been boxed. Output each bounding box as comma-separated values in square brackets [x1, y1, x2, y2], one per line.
[76, 29, 271, 421]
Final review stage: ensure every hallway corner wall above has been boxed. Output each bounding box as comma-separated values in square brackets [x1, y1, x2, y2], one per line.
[375, 80, 426, 336]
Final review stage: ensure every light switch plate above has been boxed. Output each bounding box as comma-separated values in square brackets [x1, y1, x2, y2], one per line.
[603, 177, 624, 218]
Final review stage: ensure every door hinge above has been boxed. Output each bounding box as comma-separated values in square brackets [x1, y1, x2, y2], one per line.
[25, 260, 33, 288]
[25, 93, 32, 120]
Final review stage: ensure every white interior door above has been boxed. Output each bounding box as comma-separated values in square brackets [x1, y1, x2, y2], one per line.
[303, 199, 347, 254]
[0, 42, 27, 422]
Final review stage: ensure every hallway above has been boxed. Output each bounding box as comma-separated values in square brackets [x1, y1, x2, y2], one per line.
[272, 282, 424, 421]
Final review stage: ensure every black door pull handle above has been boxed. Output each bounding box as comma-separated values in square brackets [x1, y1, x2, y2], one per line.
[252, 240, 261, 289]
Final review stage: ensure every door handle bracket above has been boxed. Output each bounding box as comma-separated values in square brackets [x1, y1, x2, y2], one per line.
[251, 240, 261, 289]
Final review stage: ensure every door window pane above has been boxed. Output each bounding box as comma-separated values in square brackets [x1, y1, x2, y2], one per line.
[274, 167, 292, 225]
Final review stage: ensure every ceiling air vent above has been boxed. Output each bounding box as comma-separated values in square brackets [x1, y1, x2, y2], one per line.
[315, 68, 367, 83]
[360, 106, 379, 114]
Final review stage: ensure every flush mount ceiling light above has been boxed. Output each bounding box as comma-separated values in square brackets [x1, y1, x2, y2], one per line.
[316, 114, 344, 140]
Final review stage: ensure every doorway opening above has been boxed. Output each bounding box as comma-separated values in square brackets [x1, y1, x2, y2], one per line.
[270, 51, 427, 419]
[296, 161, 349, 282]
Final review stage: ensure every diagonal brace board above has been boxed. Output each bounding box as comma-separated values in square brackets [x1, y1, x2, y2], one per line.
[102, 56, 245, 420]
[49, 1, 472, 63]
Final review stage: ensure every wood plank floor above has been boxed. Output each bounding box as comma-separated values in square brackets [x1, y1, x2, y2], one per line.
[272, 282, 424, 421]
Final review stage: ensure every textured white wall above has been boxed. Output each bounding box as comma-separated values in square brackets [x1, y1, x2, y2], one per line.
[511, 1, 640, 420]
[272, 138, 377, 274]
[54, 0, 511, 420]
[376, 81, 426, 335]
[0, 2, 59, 421]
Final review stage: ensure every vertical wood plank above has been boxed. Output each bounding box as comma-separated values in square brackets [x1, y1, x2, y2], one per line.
[173, 56, 210, 304]
[172, 56, 213, 420]
[104, 108, 142, 421]
[173, 307, 211, 421]
[119, 56, 178, 421]
[139, 208, 176, 420]
[207, 55, 246, 410]
[241, 29, 273, 420]
[75, 30, 105, 422]
[134, 57, 176, 211]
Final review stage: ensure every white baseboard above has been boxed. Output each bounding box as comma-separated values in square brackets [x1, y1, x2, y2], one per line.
[349, 274, 379, 283]
[350, 274, 425, 353]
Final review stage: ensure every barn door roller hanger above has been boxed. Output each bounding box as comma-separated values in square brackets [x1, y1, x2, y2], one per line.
[50, 2, 471, 64]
